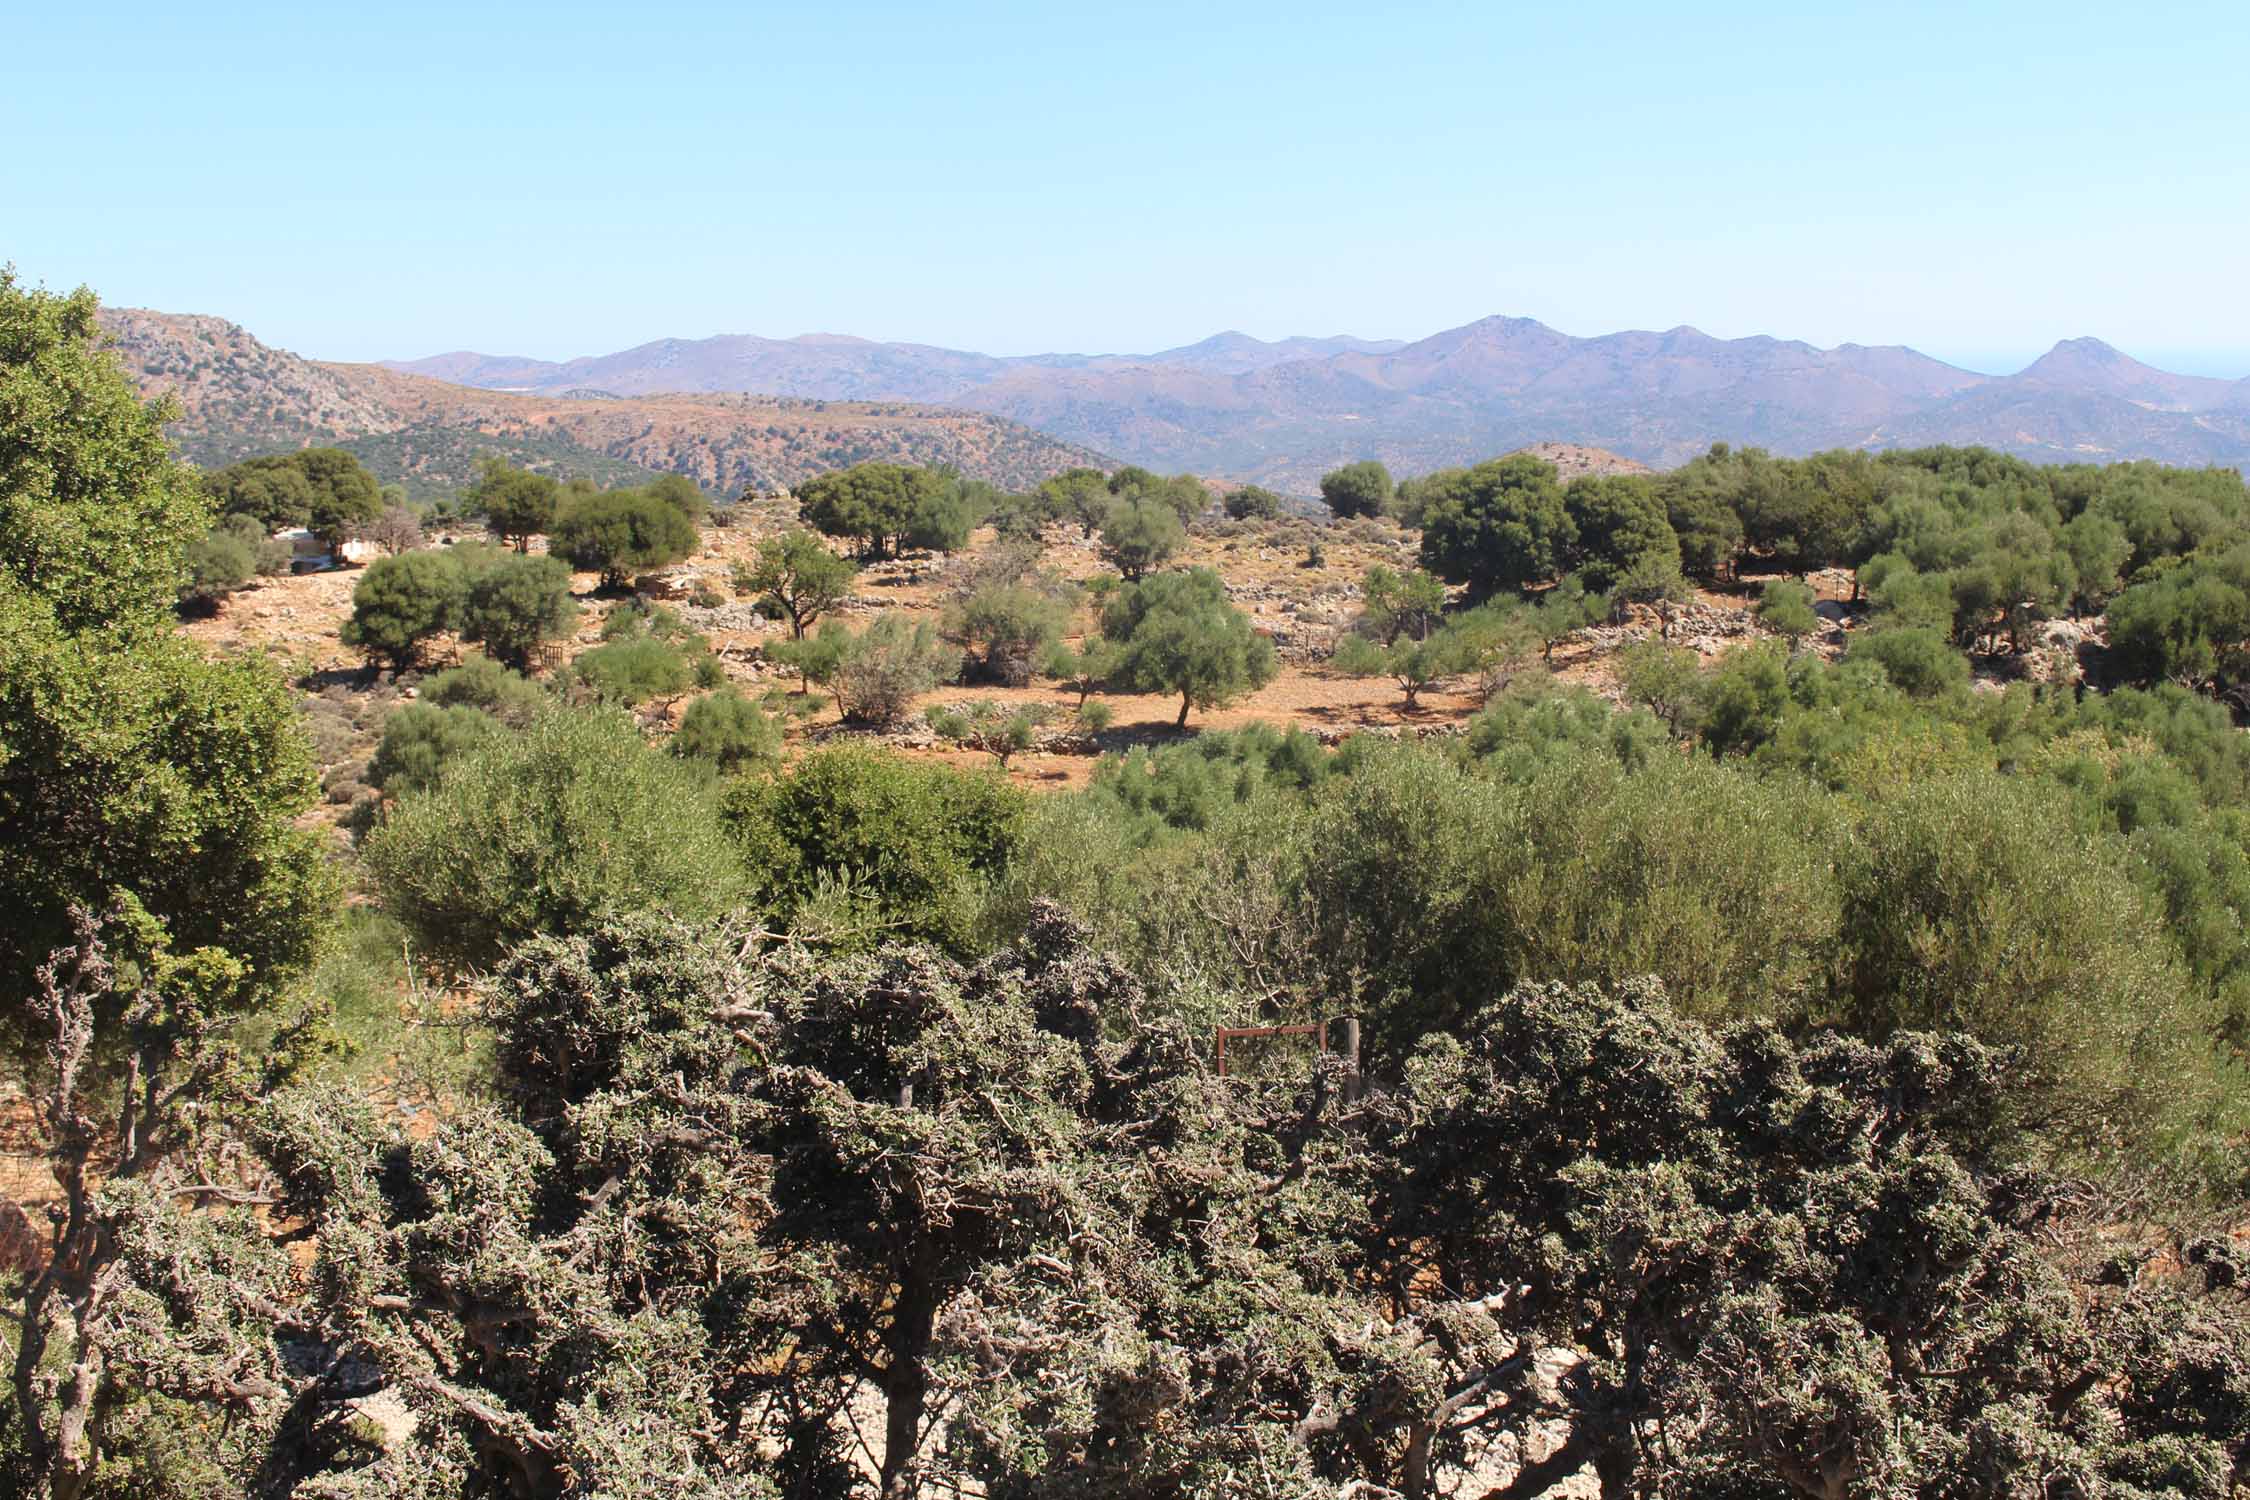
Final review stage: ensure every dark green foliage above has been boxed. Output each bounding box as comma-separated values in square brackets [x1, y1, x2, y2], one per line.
[1222, 483, 1284, 520]
[180, 513, 260, 604]
[367, 701, 501, 795]
[470, 457, 561, 551]
[722, 745, 1025, 950]
[1081, 723, 1333, 838]
[457, 550, 578, 670]
[1099, 566, 1277, 725]
[1318, 459, 1393, 519]
[1565, 472, 1684, 593]
[1097, 494, 1184, 580]
[640, 470, 709, 525]
[1417, 452, 1575, 593]
[670, 687, 781, 772]
[2109, 541, 2250, 696]
[15, 907, 2248, 1498]
[903, 470, 991, 552]
[0, 602, 335, 1030]
[1844, 623, 1969, 696]
[551, 487, 698, 587]
[363, 706, 753, 971]
[1697, 638, 1794, 755]
[1, 275, 332, 1023]
[1343, 980, 2245, 1498]
[206, 446, 383, 549]
[1665, 466, 1749, 582]
[797, 460, 946, 558]
[1465, 673, 1672, 774]
[338, 548, 464, 669]
[1833, 771, 2225, 1148]
[2, 272, 212, 632]
[570, 632, 695, 706]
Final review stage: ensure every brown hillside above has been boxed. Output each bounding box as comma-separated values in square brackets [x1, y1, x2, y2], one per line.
[99, 309, 1111, 497]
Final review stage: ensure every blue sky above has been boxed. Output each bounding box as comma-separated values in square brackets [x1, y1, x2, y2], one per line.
[6, 0, 2248, 374]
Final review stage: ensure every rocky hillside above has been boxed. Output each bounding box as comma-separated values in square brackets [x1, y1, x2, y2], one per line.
[100, 309, 1111, 497]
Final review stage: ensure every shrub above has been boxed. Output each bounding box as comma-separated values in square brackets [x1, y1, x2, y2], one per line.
[363, 706, 752, 971]
[1755, 577, 1822, 644]
[671, 687, 782, 772]
[571, 633, 696, 707]
[180, 520, 258, 606]
[421, 656, 548, 724]
[367, 702, 501, 796]
[1843, 625, 1968, 697]
[1834, 771, 2232, 1156]
[1223, 485, 1284, 520]
[721, 745, 1026, 950]
[829, 613, 960, 727]
[904, 475, 989, 552]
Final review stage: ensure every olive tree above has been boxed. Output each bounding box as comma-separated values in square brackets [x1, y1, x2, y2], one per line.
[730, 527, 857, 638]
[1098, 495, 1184, 581]
[1418, 454, 1575, 594]
[458, 551, 578, 670]
[1319, 459, 1394, 519]
[551, 488, 698, 587]
[472, 458, 562, 551]
[339, 549, 465, 669]
[1100, 566, 1276, 726]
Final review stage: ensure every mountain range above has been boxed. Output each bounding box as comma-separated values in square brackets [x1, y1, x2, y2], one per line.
[98, 310, 1108, 499]
[390, 319, 2250, 491]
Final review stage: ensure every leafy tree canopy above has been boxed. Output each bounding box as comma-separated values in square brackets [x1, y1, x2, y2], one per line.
[1100, 565, 1277, 725]
[1319, 459, 1394, 519]
[1418, 453, 1575, 593]
[551, 487, 698, 587]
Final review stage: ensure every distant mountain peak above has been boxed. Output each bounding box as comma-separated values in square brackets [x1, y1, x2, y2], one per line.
[369, 310, 2250, 486]
[2012, 337, 2240, 412]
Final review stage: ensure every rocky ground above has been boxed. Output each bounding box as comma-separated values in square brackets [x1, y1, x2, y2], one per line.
[185, 505, 1824, 802]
